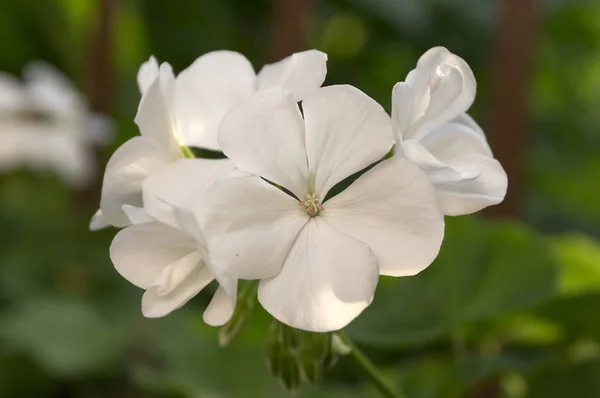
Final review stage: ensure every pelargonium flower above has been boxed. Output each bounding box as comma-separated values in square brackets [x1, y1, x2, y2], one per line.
[392, 47, 507, 215]
[0, 63, 112, 188]
[91, 49, 327, 230]
[190, 86, 444, 332]
[109, 158, 237, 321]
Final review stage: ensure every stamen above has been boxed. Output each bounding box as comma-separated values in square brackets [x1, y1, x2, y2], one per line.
[300, 193, 324, 217]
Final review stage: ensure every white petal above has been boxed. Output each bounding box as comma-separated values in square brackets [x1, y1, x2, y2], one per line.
[142, 158, 235, 228]
[137, 56, 159, 95]
[142, 259, 212, 318]
[203, 284, 237, 326]
[196, 173, 308, 279]
[257, 50, 327, 101]
[435, 155, 507, 215]
[109, 221, 198, 290]
[398, 47, 476, 141]
[218, 88, 309, 199]
[134, 64, 181, 154]
[174, 51, 257, 149]
[391, 82, 415, 139]
[0, 73, 27, 111]
[89, 209, 109, 231]
[258, 218, 378, 332]
[414, 121, 506, 215]
[303, 85, 395, 198]
[122, 205, 153, 224]
[323, 156, 445, 277]
[100, 137, 174, 227]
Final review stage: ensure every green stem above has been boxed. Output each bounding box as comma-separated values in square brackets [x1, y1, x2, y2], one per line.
[180, 145, 195, 159]
[337, 331, 404, 398]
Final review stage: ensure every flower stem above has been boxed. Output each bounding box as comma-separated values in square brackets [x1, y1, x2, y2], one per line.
[337, 331, 404, 398]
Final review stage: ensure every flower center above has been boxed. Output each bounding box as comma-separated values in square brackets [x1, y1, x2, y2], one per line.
[298, 193, 324, 217]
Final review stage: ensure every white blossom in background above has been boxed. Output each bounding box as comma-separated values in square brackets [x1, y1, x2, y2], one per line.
[188, 86, 444, 332]
[392, 47, 507, 216]
[109, 158, 237, 321]
[0, 62, 112, 188]
[92, 49, 327, 230]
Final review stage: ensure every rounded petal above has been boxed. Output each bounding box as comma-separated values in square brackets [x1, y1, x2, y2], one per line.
[134, 64, 181, 154]
[196, 173, 308, 280]
[411, 120, 507, 215]
[258, 218, 379, 332]
[122, 205, 153, 225]
[257, 50, 327, 101]
[137, 56, 159, 95]
[420, 119, 493, 163]
[174, 51, 257, 149]
[109, 221, 198, 289]
[323, 156, 445, 277]
[89, 209, 109, 231]
[391, 82, 415, 139]
[99, 137, 173, 227]
[203, 283, 238, 326]
[435, 155, 507, 215]
[142, 157, 236, 228]
[218, 88, 309, 199]
[142, 259, 212, 318]
[303, 85, 395, 198]
[397, 47, 476, 141]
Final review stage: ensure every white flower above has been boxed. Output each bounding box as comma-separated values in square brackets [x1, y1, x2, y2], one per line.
[192, 86, 444, 332]
[109, 158, 237, 321]
[0, 63, 112, 187]
[392, 47, 507, 216]
[93, 49, 327, 230]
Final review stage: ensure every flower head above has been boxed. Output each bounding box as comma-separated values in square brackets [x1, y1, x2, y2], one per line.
[192, 85, 444, 332]
[109, 158, 237, 322]
[93, 50, 327, 230]
[392, 47, 507, 215]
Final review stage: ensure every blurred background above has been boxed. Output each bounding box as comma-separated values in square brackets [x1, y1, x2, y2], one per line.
[0, 0, 599, 397]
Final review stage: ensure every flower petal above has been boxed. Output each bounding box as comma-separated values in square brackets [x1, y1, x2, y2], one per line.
[196, 173, 308, 279]
[122, 205, 153, 224]
[109, 221, 198, 290]
[218, 88, 309, 199]
[203, 284, 238, 326]
[412, 120, 506, 215]
[174, 51, 257, 150]
[398, 47, 476, 141]
[142, 259, 212, 318]
[136, 56, 159, 95]
[303, 85, 395, 198]
[257, 50, 327, 101]
[142, 157, 235, 228]
[100, 136, 174, 227]
[434, 155, 507, 215]
[258, 218, 378, 332]
[322, 156, 444, 277]
[89, 209, 109, 231]
[134, 64, 181, 154]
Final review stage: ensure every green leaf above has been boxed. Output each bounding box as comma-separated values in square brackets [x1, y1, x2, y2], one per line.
[348, 218, 559, 348]
[0, 297, 124, 377]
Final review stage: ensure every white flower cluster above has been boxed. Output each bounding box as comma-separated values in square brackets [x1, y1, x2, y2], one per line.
[93, 48, 507, 332]
[0, 63, 112, 187]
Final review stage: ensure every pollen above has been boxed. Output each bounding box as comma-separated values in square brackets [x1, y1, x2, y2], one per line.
[298, 193, 324, 217]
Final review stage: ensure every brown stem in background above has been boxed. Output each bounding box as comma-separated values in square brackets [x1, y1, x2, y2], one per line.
[484, 0, 537, 219]
[269, 0, 314, 61]
[76, 0, 116, 208]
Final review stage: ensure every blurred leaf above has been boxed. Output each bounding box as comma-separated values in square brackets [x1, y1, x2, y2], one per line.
[0, 296, 125, 377]
[348, 219, 558, 347]
[527, 358, 600, 398]
[552, 234, 600, 296]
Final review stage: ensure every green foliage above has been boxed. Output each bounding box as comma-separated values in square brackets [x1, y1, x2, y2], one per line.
[348, 219, 559, 347]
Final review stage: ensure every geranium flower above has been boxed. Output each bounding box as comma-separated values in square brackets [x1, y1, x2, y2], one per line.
[92, 49, 327, 230]
[192, 86, 444, 332]
[392, 47, 507, 215]
[0, 63, 112, 188]
[109, 158, 237, 321]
